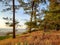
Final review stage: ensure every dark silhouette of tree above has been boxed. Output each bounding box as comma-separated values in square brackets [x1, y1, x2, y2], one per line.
[3, 17, 20, 29]
[12, 0, 16, 38]
[0, 0, 23, 38]
[3, 17, 21, 36]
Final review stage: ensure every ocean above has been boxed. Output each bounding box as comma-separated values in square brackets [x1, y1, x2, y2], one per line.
[0, 28, 27, 36]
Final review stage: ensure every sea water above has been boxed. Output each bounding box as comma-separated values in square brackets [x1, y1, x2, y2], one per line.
[0, 28, 27, 36]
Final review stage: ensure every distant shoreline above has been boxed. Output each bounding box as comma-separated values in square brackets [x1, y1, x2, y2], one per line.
[0, 29, 27, 36]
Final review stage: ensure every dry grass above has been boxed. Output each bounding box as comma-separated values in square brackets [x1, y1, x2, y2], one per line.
[0, 30, 60, 45]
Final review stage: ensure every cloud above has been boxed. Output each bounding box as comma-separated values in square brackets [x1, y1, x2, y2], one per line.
[0, 19, 7, 28]
[0, 19, 27, 29]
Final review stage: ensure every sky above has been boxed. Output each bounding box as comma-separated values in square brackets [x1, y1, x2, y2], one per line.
[0, 0, 30, 29]
[0, 0, 49, 29]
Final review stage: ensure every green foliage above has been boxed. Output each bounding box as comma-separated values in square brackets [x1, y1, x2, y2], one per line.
[25, 21, 39, 30]
[3, 17, 20, 27]
[0, 35, 11, 40]
[24, 0, 60, 30]
[40, 0, 60, 30]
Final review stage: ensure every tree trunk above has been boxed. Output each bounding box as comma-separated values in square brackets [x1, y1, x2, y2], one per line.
[13, 0, 15, 38]
[29, 1, 34, 33]
[34, 1, 37, 29]
[34, 4, 37, 27]
[56, 24, 60, 31]
[29, 13, 33, 33]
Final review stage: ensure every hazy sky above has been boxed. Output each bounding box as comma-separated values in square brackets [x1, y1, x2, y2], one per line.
[0, 0, 49, 29]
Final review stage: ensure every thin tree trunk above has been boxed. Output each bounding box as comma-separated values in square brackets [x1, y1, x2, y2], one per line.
[33, 1, 37, 29]
[13, 0, 15, 38]
[29, 1, 34, 33]
[29, 14, 32, 33]
[34, 4, 37, 27]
